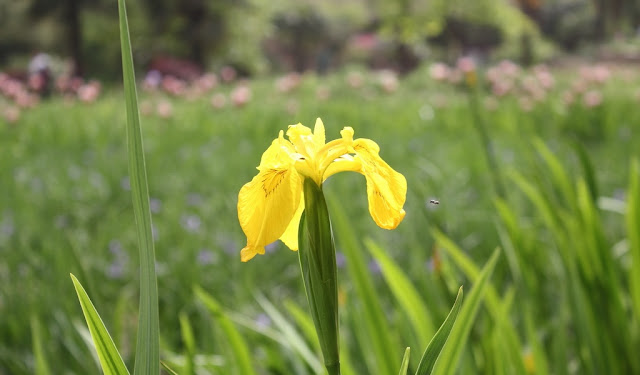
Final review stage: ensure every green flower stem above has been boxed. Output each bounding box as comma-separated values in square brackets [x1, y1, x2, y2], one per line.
[298, 178, 340, 375]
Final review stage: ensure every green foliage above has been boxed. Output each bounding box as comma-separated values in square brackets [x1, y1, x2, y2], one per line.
[118, 0, 160, 373]
[414, 286, 463, 375]
[1, 64, 639, 374]
[297, 180, 340, 375]
[70, 275, 130, 375]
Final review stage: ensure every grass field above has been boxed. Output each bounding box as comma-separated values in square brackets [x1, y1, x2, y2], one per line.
[1, 63, 640, 374]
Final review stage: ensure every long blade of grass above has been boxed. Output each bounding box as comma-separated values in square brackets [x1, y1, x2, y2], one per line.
[329, 199, 400, 374]
[160, 361, 180, 375]
[432, 249, 500, 375]
[117, 1, 160, 374]
[365, 238, 435, 344]
[194, 286, 257, 375]
[628, 159, 640, 321]
[284, 300, 359, 375]
[179, 312, 196, 375]
[399, 348, 411, 375]
[414, 286, 463, 375]
[572, 141, 599, 203]
[70, 274, 130, 375]
[256, 293, 324, 374]
[533, 139, 576, 210]
[30, 315, 51, 375]
[284, 300, 322, 354]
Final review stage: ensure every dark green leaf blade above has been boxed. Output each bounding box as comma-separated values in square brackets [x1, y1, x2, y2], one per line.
[70, 274, 130, 375]
[414, 287, 463, 375]
[432, 249, 500, 375]
[117, 0, 160, 374]
[399, 347, 411, 375]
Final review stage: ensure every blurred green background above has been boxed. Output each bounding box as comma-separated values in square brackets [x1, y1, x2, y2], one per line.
[2, 0, 640, 374]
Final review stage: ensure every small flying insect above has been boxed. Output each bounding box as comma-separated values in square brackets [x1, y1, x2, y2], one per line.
[429, 199, 440, 205]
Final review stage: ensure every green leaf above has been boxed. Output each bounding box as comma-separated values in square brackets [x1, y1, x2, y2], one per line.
[414, 287, 463, 375]
[572, 141, 598, 203]
[256, 294, 324, 373]
[117, 0, 160, 374]
[628, 159, 640, 322]
[179, 313, 196, 375]
[399, 348, 411, 375]
[298, 179, 340, 375]
[70, 274, 130, 375]
[161, 361, 180, 375]
[329, 198, 400, 375]
[533, 139, 576, 210]
[365, 238, 435, 345]
[30, 315, 51, 375]
[194, 287, 257, 375]
[432, 249, 500, 375]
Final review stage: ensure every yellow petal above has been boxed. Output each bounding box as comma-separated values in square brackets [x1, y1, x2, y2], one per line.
[237, 165, 302, 261]
[323, 154, 360, 181]
[286, 123, 315, 158]
[258, 130, 296, 170]
[279, 195, 304, 251]
[353, 139, 407, 229]
[313, 118, 326, 149]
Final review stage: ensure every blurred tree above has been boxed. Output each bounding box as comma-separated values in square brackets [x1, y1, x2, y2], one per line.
[27, 0, 84, 76]
[518, 0, 640, 50]
[371, 0, 540, 66]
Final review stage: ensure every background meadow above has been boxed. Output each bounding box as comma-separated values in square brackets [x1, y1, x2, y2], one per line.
[2, 63, 640, 374]
[2, 0, 640, 373]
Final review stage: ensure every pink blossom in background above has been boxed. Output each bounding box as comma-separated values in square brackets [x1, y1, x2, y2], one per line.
[28, 74, 46, 92]
[456, 56, 476, 73]
[583, 90, 603, 108]
[2, 106, 20, 124]
[156, 100, 173, 118]
[210, 93, 227, 109]
[78, 80, 101, 103]
[161, 76, 186, 96]
[533, 66, 555, 90]
[15, 91, 38, 108]
[377, 69, 398, 93]
[231, 85, 251, 107]
[429, 63, 450, 81]
[350, 33, 378, 51]
[591, 65, 611, 84]
[220, 66, 237, 83]
[492, 81, 512, 97]
[498, 60, 521, 78]
[275, 72, 301, 93]
[196, 73, 218, 92]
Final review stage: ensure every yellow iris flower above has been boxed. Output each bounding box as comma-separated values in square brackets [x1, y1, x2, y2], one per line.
[237, 118, 407, 262]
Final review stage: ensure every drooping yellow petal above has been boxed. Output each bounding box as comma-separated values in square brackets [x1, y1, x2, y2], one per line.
[353, 139, 407, 229]
[279, 195, 304, 251]
[238, 167, 302, 261]
[238, 135, 303, 261]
